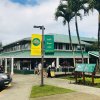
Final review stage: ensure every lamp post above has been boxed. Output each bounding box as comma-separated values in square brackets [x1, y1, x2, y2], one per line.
[33, 25, 45, 86]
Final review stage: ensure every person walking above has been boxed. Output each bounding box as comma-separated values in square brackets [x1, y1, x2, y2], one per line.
[51, 61, 56, 77]
[38, 62, 42, 75]
[34, 62, 38, 74]
[51, 61, 55, 69]
[47, 65, 51, 77]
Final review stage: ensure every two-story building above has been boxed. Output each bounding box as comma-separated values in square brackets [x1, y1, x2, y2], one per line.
[0, 34, 97, 74]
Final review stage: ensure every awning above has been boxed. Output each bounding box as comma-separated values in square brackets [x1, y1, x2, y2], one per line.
[88, 51, 99, 58]
[0, 50, 88, 58]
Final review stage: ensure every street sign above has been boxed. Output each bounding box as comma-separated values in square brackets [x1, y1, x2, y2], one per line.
[84, 64, 96, 73]
[75, 64, 85, 72]
[75, 64, 96, 73]
[44, 35, 54, 54]
[75, 63, 96, 85]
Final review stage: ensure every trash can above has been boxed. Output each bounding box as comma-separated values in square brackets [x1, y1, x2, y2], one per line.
[50, 68, 55, 77]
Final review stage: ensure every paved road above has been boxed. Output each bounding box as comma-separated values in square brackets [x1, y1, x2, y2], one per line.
[0, 74, 100, 100]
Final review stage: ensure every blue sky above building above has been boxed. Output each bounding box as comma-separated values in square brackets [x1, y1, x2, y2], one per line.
[0, 0, 98, 45]
[10, 0, 38, 5]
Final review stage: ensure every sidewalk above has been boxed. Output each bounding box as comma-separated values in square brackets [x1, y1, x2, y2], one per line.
[44, 76, 100, 96]
[0, 74, 100, 100]
[32, 75, 100, 100]
[31, 92, 100, 100]
[31, 75, 100, 100]
[0, 74, 36, 100]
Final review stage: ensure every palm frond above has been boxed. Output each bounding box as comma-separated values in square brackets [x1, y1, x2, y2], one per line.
[88, 0, 100, 12]
[55, 11, 64, 20]
[63, 19, 67, 25]
[55, 2, 75, 23]
[77, 13, 82, 20]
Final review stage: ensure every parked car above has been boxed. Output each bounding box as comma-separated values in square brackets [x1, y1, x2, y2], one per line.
[0, 73, 12, 88]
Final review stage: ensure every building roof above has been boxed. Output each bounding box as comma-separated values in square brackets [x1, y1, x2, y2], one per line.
[2, 34, 97, 48]
[81, 37, 97, 43]
[88, 51, 99, 58]
[52, 34, 93, 45]
[0, 50, 88, 58]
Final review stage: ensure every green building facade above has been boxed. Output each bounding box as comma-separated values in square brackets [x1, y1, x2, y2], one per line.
[0, 34, 97, 74]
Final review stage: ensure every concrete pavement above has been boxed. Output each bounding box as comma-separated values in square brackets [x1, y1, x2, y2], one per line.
[0, 74, 35, 100]
[44, 77, 100, 96]
[30, 92, 100, 100]
[0, 74, 100, 100]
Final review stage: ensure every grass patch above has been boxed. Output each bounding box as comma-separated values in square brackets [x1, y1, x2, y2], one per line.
[77, 77, 100, 87]
[59, 75, 100, 88]
[77, 77, 100, 84]
[30, 85, 74, 98]
[59, 75, 75, 80]
[59, 75, 100, 84]
[96, 84, 100, 88]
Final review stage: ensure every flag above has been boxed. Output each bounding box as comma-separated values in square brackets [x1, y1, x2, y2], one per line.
[31, 34, 42, 56]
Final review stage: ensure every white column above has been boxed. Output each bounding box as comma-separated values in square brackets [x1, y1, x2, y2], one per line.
[73, 58, 76, 67]
[11, 58, 14, 75]
[5, 58, 7, 73]
[30, 61, 31, 70]
[56, 57, 59, 68]
[17, 61, 20, 70]
[0, 58, 2, 65]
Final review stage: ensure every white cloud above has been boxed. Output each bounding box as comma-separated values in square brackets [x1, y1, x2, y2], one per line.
[0, 0, 98, 45]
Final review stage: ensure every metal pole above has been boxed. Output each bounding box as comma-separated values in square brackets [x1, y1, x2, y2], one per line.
[41, 26, 45, 86]
[98, 13, 100, 71]
[33, 25, 45, 86]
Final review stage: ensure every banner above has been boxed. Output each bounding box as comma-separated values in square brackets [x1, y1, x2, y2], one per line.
[31, 34, 42, 56]
[44, 35, 54, 54]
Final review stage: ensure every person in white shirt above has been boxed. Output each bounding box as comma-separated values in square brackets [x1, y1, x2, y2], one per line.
[38, 62, 42, 75]
[51, 61, 56, 71]
[52, 61, 55, 68]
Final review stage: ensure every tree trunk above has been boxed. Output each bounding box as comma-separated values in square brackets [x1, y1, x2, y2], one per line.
[68, 22, 75, 66]
[75, 15, 84, 63]
[98, 12, 100, 71]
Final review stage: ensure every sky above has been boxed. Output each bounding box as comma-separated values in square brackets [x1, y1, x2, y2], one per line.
[0, 0, 98, 45]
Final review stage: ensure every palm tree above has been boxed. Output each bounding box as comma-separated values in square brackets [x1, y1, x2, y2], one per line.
[61, 0, 87, 63]
[68, 0, 87, 63]
[87, 0, 100, 70]
[55, 2, 76, 66]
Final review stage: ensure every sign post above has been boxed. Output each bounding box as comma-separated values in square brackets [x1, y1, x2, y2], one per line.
[75, 64, 96, 85]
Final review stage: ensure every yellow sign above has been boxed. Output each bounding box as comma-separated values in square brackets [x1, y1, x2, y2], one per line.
[31, 34, 42, 56]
